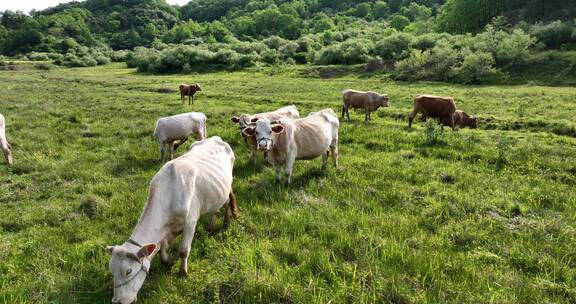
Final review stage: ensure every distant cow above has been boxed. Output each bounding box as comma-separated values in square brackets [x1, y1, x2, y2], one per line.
[154, 112, 207, 161]
[242, 109, 339, 185]
[423, 110, 478, 129]
[342, 89, 390, 123]
[107, 136, 237, 304]
[0, 113, 12, 165]
[179, 83, 202, 105]
[409, 95, 457, 130]
[231, 105, 300, 165]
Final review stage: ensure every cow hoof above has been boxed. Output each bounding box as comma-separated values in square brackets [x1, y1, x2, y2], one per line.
[178, 269, 188, 277]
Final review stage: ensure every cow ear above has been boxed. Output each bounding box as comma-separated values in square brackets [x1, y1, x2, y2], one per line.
[138, 243, 157, 259]
[106, 245, 115, 254]
[242, 127, 255, 137]
[271, 125, 284, 134]
[251, 117, 259, 123]
[231, 116, 240, 123]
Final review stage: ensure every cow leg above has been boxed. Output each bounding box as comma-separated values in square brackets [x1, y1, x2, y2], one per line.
[2, 143, 12, 165]
[169, 142, 175, 159]
[330, 143, 338, 168]
[181, 95, 185, 105]
[274, 165, 282, 184]
[223, 201, 230, 226]
[341, 105, 346, 119]
[450, 115, 456, 131]
[206, 213, 217, 233]
[159, 143, 165, 162]
[365, 108, 369, 124]
[321, 151, 328, 171]
[251, 148, 258, 166]
[160, 238, 171, 264]
[408, 108, 420, 128]
[178, 218, 197, 276]
[285, 155, 296, 185]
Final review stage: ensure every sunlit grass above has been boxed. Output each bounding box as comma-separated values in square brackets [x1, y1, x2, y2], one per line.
[0, 63, 574, 303]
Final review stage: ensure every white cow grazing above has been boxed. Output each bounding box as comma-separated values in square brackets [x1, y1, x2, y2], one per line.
[231, 105, 300, 165]
[153, 112, 207, 161]
[0, 113, 12, 166]
[243, 108, 339, 185]
[106, 136, 237, 304]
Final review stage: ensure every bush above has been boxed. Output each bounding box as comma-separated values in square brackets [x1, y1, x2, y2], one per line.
[314, 39, 373, 65]
[451, 49, 499, 84]
[27, 52, 49, 61]
[528, 20, 574, 49]
[110, 50, 131, 62]
[373, 32, 413, 60]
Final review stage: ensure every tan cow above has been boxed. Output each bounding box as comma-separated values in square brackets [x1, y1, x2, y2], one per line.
[179, 83, 202, 105]
[231, 105, 299, 165]
[107, 136, 237, 304]
[342, 89, 389, 123]
[242, 109, 339, 185]
[0, 113, 12, 165]
[423, 110, 478, 129]
[409, 94, 457, 130]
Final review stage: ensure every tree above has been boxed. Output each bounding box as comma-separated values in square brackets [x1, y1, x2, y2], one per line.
[389, 15, 410, 31]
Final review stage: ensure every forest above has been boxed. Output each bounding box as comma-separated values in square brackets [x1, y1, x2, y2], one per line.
[0, 0, 575, 82]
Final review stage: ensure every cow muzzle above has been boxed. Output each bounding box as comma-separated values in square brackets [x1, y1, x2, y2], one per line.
[257, 138, 272, 151]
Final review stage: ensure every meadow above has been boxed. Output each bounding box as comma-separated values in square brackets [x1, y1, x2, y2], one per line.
[0, 63, 575, 303]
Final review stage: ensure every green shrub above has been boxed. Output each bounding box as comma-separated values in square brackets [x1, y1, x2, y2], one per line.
[451, 49, 499, 84]
[373, 32, 413, 60]
[27, 52, 49, 61]
[110, 50, 131, 62]
[314, 39, 373, 65]
[528, 20, 574, 49]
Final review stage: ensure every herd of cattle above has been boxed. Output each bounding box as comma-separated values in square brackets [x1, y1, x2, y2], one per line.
[0, 86, 478, 304]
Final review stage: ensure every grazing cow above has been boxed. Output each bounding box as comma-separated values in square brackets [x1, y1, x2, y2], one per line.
[409, 94, 457, 130]
[0, 113, 12, 165]
[179, 83, 202, 105]
[154, 112, 207, 161]
[242, 109, 339, 185]
[231, 105, 300, 165]
[423, 110, 478, 129]
[107, 136, 237, 304]
[341, 89, 390, 123]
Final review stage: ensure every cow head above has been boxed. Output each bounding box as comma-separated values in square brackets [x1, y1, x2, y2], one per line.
[106, 243, 156, 304]
[231, 114, 258, 136]
[242, 119, 284, 151]
[380, 95, 390, 107]
[194, 83, 202, 91]
[469, 116, 478, 129]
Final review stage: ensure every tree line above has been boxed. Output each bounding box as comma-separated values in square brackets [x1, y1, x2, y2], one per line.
[0, 0, 575, 83]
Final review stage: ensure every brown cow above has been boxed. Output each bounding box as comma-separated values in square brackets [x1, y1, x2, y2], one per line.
[423, 110, 478, 129]
[342, 89, 389, 123]
[179, 83, 202, 105]
[409, 95, 456, 130]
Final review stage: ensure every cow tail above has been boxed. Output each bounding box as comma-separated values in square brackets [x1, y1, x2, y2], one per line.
[228, 188, 238, 219]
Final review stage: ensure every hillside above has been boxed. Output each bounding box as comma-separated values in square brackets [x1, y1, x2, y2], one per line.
[0, 0, 575, 84]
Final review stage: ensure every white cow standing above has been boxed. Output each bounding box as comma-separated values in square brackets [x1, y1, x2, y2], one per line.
[107, 136, 237, 304]
[243, 108, 339, 185]
[153, 112, 207, 161]
[0, 113, 12, 165]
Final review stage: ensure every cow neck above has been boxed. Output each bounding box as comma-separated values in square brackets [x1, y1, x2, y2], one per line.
[128, 188, 168, 254]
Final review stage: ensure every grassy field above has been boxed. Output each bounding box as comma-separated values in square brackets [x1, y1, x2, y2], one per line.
[0, 63, 575, 303]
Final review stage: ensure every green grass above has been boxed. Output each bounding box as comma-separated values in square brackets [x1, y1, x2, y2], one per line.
[0, 63, 575, 303]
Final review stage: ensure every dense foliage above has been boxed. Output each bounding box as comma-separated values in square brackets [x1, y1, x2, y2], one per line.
[0, 0, 575, 83]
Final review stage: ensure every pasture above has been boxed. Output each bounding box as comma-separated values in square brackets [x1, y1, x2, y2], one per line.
[0, 63, 575, 303]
